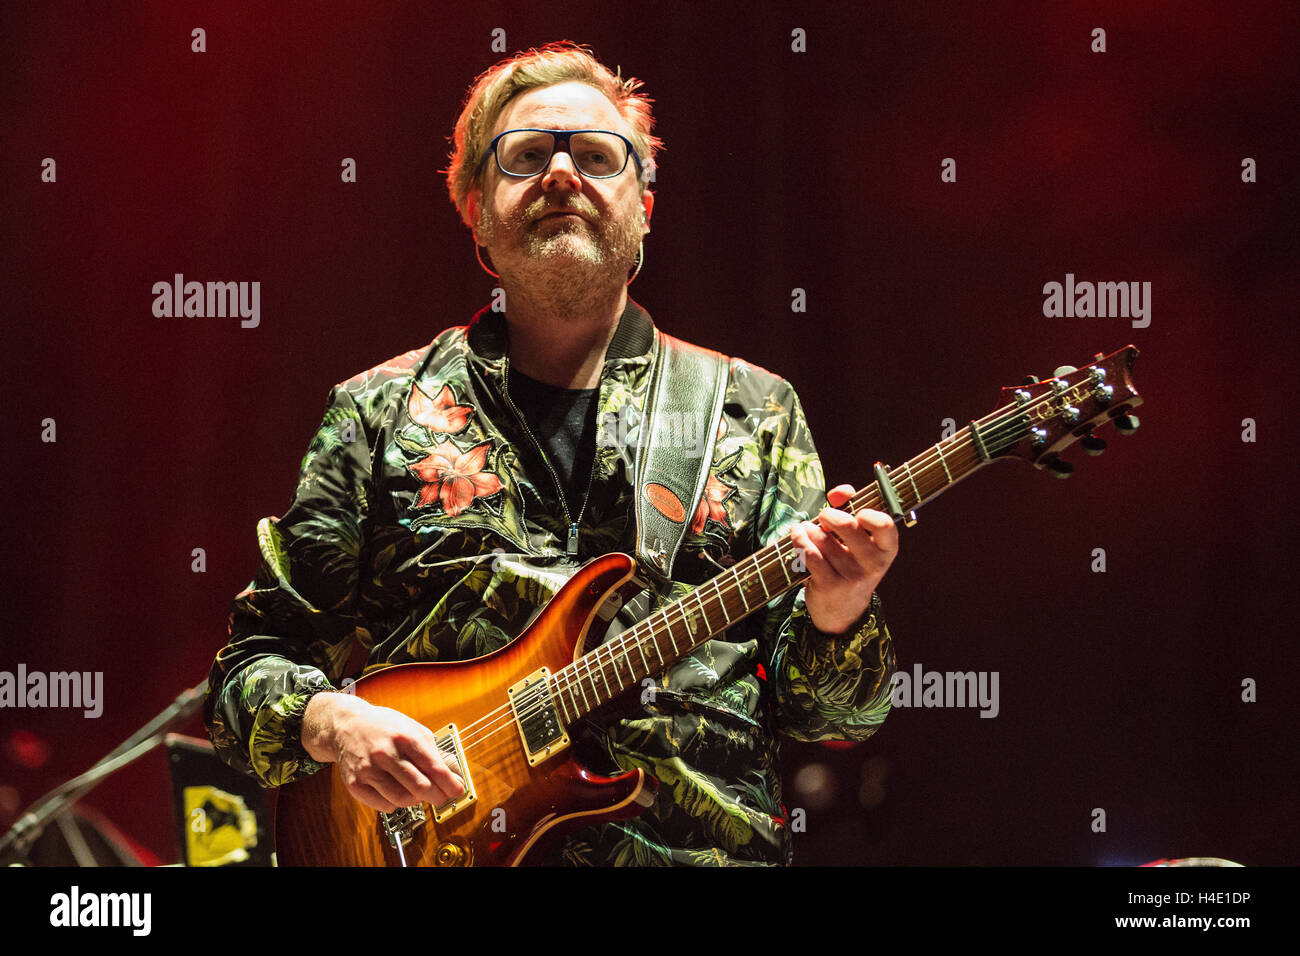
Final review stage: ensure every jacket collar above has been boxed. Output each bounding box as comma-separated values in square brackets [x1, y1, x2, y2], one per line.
[465, 296, 656, 364]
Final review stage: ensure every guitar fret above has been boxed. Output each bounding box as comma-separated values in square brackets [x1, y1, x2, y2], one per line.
[757, 558, 770, 599]
[575, 664, 592, 711]
[635, 638, 649, 673]
[557, 676, 569, 718]
[615, 641, 633, 685]
[565, 678, 580, 718]
[902, 461, 921, 509]
[666, 609, 682, 653]
[597, 648, 612, 696]
[606, 640, 624, 684]
[779, 544, 793, 582]
[715, 577, 731, 625]
[551, 679, 568, 724]
[935, 443, 952, 483]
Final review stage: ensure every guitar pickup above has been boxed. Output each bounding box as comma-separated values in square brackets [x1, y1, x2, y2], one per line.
[508, 668, 571, 767]
[430, 723, 477, 823]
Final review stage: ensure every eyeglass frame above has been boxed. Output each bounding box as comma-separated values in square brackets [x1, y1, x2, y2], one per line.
[482, 128, 646, 181]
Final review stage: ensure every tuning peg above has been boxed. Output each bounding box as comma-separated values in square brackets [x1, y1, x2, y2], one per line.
[1080, 432, 1107, 455]
[1053, 365, 1078, 377]
[1022, 375, 1040, 385]
[1115, 413, 1140, 435]
[1046, 456, 1074, 479]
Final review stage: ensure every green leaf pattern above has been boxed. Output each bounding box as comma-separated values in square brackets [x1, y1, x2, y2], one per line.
[203, 305, 896, 865]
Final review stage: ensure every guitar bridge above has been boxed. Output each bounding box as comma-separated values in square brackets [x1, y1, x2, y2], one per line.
[508, 668, 570, 766]
[380, 804, 426, 849]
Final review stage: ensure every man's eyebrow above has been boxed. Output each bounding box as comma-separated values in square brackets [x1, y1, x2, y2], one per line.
[511, 117, 606, 127]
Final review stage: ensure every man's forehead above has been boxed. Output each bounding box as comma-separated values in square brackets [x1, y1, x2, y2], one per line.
[494, 81, 627, 134]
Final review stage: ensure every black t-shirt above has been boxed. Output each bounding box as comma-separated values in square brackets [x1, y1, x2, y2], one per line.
[506, 368, 599, 512]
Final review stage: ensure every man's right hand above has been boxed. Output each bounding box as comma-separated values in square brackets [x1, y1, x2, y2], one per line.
[301, 692, 466, 813]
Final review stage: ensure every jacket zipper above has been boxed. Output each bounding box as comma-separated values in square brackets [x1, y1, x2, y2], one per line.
[502, 358, 601, 557]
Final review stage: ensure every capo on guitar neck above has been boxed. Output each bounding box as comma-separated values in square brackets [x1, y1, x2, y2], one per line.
[872, 462, 918, 527]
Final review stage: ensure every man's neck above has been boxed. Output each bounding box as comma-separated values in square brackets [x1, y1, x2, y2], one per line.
[503, 285, 627, 389]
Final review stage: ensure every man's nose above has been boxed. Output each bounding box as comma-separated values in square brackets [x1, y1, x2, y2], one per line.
[540, 148, 582, 192]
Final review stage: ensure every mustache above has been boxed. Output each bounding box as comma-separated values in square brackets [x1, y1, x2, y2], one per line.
[527, 196, 599, 222]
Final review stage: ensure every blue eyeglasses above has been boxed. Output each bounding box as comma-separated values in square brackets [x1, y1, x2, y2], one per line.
[484, 128, 644, 180]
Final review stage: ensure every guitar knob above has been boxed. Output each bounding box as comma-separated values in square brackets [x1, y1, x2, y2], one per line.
[1046, 457, 1074, 479]
[1022, 375, 1040, 385]
[1080, 433, 1107, 456]
[1052, 365, 1078, 377]
[434, 841, 469, 867]
[1115, 413, 1140, 435]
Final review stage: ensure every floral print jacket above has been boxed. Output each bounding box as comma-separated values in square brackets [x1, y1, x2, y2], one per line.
[202, 299, 896, 866]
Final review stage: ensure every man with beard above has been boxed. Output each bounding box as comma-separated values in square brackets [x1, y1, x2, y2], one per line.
[203, 42, 900, 866]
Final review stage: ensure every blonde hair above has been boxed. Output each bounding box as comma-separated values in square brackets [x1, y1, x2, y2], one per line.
[446, 41, 662, 227]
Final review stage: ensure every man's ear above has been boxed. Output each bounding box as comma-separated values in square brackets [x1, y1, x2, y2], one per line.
[640, 190, 654, 235]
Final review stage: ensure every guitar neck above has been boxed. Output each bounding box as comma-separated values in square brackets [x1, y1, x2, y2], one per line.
[549, 416, 1009, 724]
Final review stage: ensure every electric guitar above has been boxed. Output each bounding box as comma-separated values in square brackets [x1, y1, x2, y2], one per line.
[274, 345, 1143, 866]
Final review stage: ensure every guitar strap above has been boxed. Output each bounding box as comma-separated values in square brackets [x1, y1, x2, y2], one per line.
[632, 330, 730, 583]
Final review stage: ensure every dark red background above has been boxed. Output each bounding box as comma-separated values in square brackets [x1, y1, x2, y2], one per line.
[3, 0, 1297, 866]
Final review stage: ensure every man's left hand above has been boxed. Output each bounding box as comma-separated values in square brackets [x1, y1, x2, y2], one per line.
[789, 484, 900, 635]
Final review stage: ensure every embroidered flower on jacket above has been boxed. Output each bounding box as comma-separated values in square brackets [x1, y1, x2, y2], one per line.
[409, 441, 503, 516]
[691, 474, 735, 533]
[409, 382, 474, 434]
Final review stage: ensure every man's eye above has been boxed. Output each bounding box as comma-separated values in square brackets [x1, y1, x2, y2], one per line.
[579, 151, 613, 171]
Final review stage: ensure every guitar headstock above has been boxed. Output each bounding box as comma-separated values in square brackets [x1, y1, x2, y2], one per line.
[983, 346, 1142, 477]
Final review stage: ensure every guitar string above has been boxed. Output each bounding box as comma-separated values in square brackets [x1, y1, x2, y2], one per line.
[444, 441, 952, 754]
[422, 385, 1116, 765]
[467, 389, 1048, 734]
[439, 403, 1027, 758]
[436, 430, 1059, 786]
[444, 401, 1040, 757]
[439, 392, 1071, 760]
[442, 539, 806, 759]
